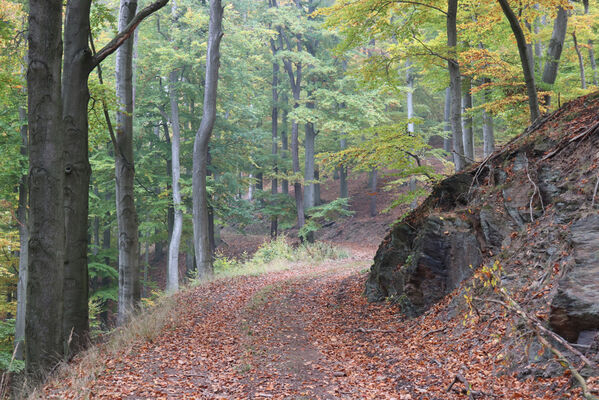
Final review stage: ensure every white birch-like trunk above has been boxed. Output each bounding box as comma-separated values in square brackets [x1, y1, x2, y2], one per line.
[167, 70, 181, 292]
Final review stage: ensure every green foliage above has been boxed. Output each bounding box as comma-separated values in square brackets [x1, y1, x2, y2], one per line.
[299, 198, 353, 240]
[0, 319, 23, 373]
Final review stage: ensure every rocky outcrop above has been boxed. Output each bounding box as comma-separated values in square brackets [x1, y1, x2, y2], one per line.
[550, 214, 599, 342]
[367, 93, 599, 341]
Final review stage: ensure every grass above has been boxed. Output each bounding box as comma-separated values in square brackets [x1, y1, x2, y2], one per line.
[22, 294, 178, 400]
[211, 236, 349, 279]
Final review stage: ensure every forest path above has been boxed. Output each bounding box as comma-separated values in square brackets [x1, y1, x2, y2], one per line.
[47, 243, 570, 399]
[85, 243, 404, 399]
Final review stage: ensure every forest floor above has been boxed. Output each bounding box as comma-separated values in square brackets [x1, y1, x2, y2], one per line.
[41, 241, 579, 399]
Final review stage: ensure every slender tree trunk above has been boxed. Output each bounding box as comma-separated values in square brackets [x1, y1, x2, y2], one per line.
[162, 118, 174, 243]
[291, 116, 305, 229]
[497, 0, 540, 122]
[368, 169, 377, 217]
[193, 0, 223, 279]
[270, 42, 279, 238]
[280, 25, 305, 231]
[541, 7, 568, 107]
[62, 0, 93, 352]
[26, 0, 65, 374]
[281, 94, 289, 195]
[572, 31, 587, 89]
[443, 87, 452, 153]
[585, 0, 598, 86]
[166, 70, 181, 292]
[406, 60, 418, 209]
[461, 76, 474, 162]
[115, 0, 141, 324]
[339, 137, 348, 199]
[15, 106, 28, 361]
[314, 165, 321, 206]
[447, 0, 467, 170]
[304, 120, 316, 210]
[482, 79, 495, 157]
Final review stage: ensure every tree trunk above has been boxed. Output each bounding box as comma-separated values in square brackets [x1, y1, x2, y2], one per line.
[461, 76, 474, 162]
[162, 118, 174, 244]
[406, 60, 417, 209]
[26, 0, 65, 374]
[314, 165, 321, 206]
[482, 78, 495, 157]
[443, 87, 452, 153]
[572, 32, 587, 90]
[497, 0, 540, 122]
[447, 0, 467, 170]
[541, 7, 568, 107]
[166, 70, 181, 292]
[303, 120, 316, 210]
[115, 0, 141, 324]
[270, 42, 279, 238]
[368, 169, 377, 217]
[584, 0, 598, 86]
[193, 0, 223, 279]
[15, 106, 28, 361]
[62, 0, 93, 352]
[339, 137, 348, 199]
[281, 94, 289, 195]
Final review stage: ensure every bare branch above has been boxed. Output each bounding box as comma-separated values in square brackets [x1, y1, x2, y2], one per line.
[91, 0, 169, 68]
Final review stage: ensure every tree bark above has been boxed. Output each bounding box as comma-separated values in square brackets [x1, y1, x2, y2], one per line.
[280, 27, 305, 231]
[193, 0, 223, 279]
[62, 0, 93, 352]
[15, 105, 28, 361]
[270, 40, 279, 238]
[167, 70, 182, 292]
[482, 79, 495, 157]
[368, 169, 377, 217]
[281, 93, 289, 195]
[572, 31, 587, 90]
[583, 0, 598, 86]
[443, 87, 452, 153]
[304, 120, 316, 210]
[339, 137, 348, 199]
[497, 0, 541, 122]
[26, 0, 65, 374]
[461, 76, 474, 161]
[541, 7, 568, 107]
[447, 0, 467, 170]
[115, 0, 141, 324]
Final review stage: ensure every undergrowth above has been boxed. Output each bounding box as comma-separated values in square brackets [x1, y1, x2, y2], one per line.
[212, 236, 349, 278]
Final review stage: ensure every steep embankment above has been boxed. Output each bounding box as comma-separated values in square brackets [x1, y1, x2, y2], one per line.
[367, 93, 599, 381]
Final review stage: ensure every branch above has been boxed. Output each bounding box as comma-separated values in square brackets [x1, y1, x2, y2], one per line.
[91, 0, 169, 68]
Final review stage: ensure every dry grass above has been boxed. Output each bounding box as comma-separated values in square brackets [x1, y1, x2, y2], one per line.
[21, 294, 178, 400]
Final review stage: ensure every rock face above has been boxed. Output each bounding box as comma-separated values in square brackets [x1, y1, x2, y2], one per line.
[366, 215, 483, 316]
[366, 173, 491, 316]
[367, 93, 599, 339]
[550, 214, 599, 342]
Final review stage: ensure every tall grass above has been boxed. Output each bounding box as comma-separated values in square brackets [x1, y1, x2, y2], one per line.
[212, 236, 349, 278]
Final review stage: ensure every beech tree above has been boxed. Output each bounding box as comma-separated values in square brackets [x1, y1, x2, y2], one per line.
[193, 0, 224, 278]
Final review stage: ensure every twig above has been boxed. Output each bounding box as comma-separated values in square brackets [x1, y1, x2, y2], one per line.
[525, 156, 544, 222]
[536, 334, 599, 400]
[474, 295, 596, 369]
[541, 120, 599, 161]
[355, 327, 397, 334]
[592, 174, 599, 208]
[447, 372, 475, 400]
[423, 327, 446, 338]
